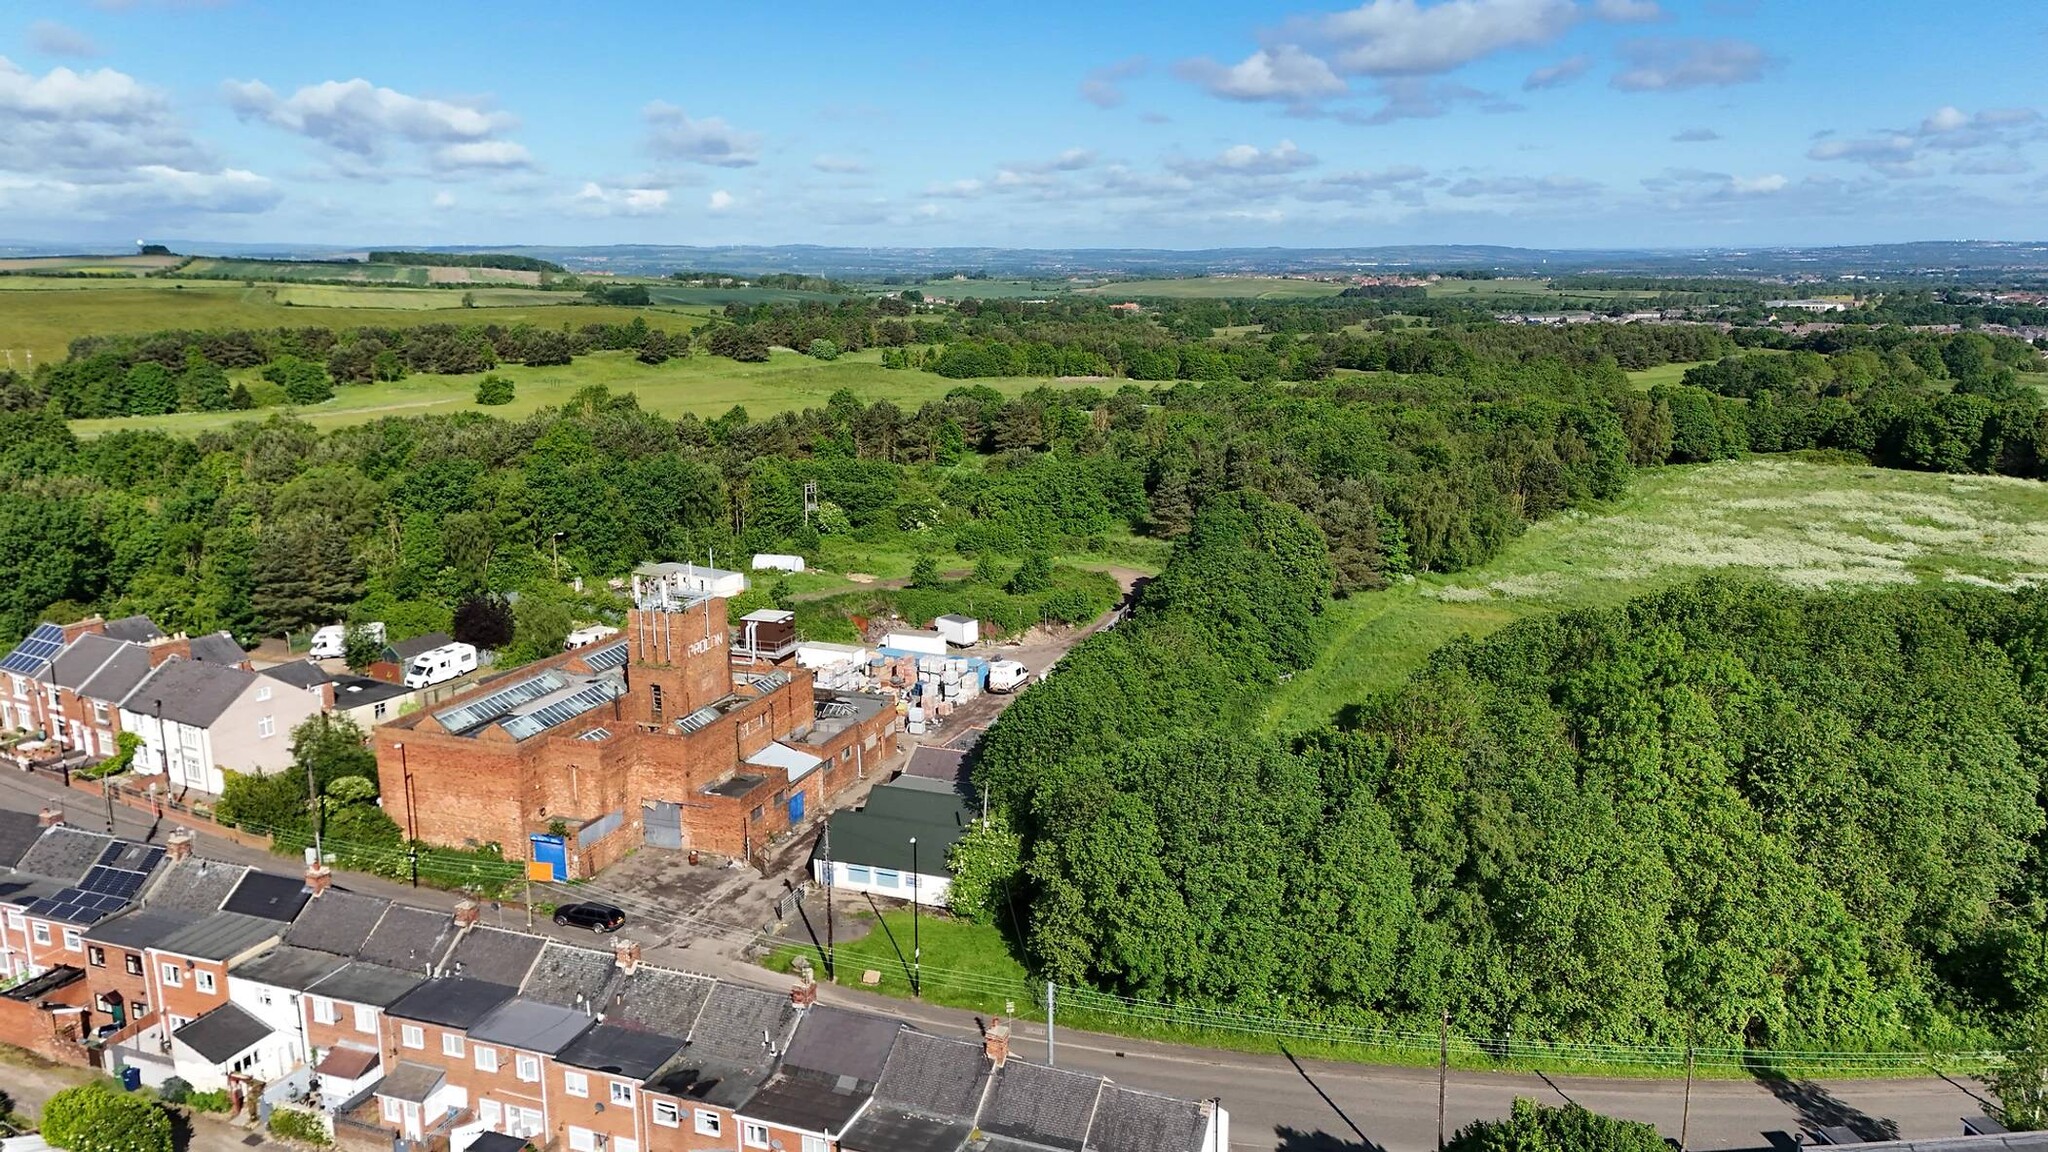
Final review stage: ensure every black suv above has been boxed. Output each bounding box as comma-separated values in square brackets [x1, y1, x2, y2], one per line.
[553, 902, 626, 933]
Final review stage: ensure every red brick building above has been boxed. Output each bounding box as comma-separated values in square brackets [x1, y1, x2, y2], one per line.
[374, 593, 899, 877]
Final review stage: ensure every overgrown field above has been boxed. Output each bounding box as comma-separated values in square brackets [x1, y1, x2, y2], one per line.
[68, 347, 1055, 436]
[182, 258, 546, 286]
[1078, 276, 1344, 299]
[1265, 456, 2048, 732]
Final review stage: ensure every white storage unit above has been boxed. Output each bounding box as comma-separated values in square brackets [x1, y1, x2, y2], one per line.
[751, 553, 807, 573]
[796, 641, 871, 670]
[935, 614, 979, 648]
[882, 629, 948, 657]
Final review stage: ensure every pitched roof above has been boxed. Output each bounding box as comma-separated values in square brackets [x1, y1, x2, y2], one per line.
[387, 976, 517, 1029]
[604, 966, 714, 1035]
[841, 1107, 969, 1152]
[175, 1003, 272, 1064]
[685, 982, 796, 1069]
[979, 1060, 1105, 1151]
[740, 1068, 873, 1137]
[781, 1005, 901, 1082]
[376, 1061, 446, 1104]
[872, 1031, 992, 1116]
[152, 912, 282, 962]
[84, 910, 188, 950]
[822, 782, 974, 876]
[468, 998, 596, 1056]
[48, 634, 135, 690]
[186, 632, 246, 665]
[221, 870, 310, 922]
[230, 945, 348, 992]
[102, 616, 166, 645]
[356, 905, 456, 970]
[284, 890, 391, 956]
[386, 633, 453, 663]
[76, 643, 156, 706]
[122, 659, 258, 728]
[1086, 1084, 1212, 1152]
[0, 810, 42, 870]
[554, 1022, 683, 1080]
[315, 1045, 380, 1080]
[518, 942, 620, 1010]
[442, 927, 545, 986]
[141, 857, 247, 915]
[16, 827, 116, 884]
[260, 661, 331, 690]
[306, 962, 425, 1007]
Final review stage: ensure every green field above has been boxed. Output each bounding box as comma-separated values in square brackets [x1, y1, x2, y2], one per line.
[644, 283, 847, 306]
[68, 347, 1056, 436]
[866, 278, 1080, 300]
[1079, 276, 1344, 300]
[0, 253, 183, 276]
[1265, 457, 2048, 733]
[1625, 360, 1710, 389]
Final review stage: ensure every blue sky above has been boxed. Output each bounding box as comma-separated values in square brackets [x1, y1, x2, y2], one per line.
[3, 0, 2046, 250]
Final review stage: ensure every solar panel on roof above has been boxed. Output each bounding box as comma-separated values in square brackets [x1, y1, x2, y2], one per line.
[502, 680, 625, 741]
[583, 640, 629, 670]
[80, 866, 147, 899]
[434, 671, 568, 734]
[1, 623, 65, 675]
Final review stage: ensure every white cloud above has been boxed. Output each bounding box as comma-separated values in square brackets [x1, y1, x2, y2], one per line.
[227, 77, 530, 174]
[1168, 139, 1318, 177]
[1671, 127, 1721, 143]
[1523, 55, 1589, 90]
[432, 190, 457, 209]
[1807, 104, 2042, 178]
[643, 101, 760, 167]
[1344, 78, 1517, 124]
[1296, 0, 1583, 76]
[28, 21, 99, 57]
[812, 154, 868, 174]
[1591, 0, 1664, 20]
[1447, 174, 1599, 199]
[571, 181, 670, 216]
[1611, 38, 1775, 92]
[706, 189, 733, 211]
[1173, 46, 1345, 103]
[1080, 56, 1147, 109]
[1730, 173, 1786, 194]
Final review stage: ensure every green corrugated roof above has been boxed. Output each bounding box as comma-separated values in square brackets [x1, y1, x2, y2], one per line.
[820, 781, 973, 877]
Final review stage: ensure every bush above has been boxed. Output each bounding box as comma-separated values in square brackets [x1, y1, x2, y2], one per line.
[267, 1107, 331, 1146]
[153, 1078, 191, 1106]
[1446, 1100, 1664, 1152]
[808, 339, 840, 361]
[475, 374, 515, 406]
[184, 1090, 231, 1114]
[40, 1081, 173, 1152]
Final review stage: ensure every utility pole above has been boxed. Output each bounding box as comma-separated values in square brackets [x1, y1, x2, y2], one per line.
[396, 742, 418, 888]
[306, 735, 323, 861]
[1680, 1043, 1695, 1152]
[910, 836, 921, 997]
[821, 824, 835, 983]
[1437, 1007, 1449, 1152]
[525, 876, 533, 930]
[1046, 980, 1057, 1066]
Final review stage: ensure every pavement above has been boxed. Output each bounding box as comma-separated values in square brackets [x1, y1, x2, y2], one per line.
[0, 763, 2001, 1151]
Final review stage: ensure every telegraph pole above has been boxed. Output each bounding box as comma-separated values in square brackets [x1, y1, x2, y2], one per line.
[1437, 1008, 1449, 1151]
[1680, 1043, 1695, 1152]
[1046, 981, 1057, 1066]
[909, 836, 921, 997]
[821, 824, 835, 983]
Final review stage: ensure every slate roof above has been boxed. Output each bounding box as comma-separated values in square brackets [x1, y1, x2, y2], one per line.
[822, 780, 973, 877]
[554, 1022, 682, 1080]
[306, 962, 426, 1007]
[76, 643, 156, 707]
[142, 857, 247, 914]
[741, 1068, 873, 1137]
[387, 976, 517, 1029]
[1086, 1084, 1211, 1152]
[102, 616, 166, 645]
[153, 912, 282, 962]
[840, 1108, 972, 1152]
[643, 1053, 761, 1111]
[605, 966, 714, 1034]
[872, 1032, 992, 1116]
[49, 634, 136, 690]
[385, 633, 453, 663]
[186, 633, 246, 665]
[376, 1061, 445, 1104]
[356, 905, 456, 970]
[685, 981, 796, 1069]
[230, 945, 348, 992]
[781, 1005, 902, 1082]
[221, 870, 310, 922]
[468, 998, 596, 1056]
[84, 910, 188, 950]
[16, 827, 115, 884]
[0, 810, 42, 869]
[979, 1060, 1105, 1151]
[122, 659, 257, 728]
[0, 876, 66, 909]
[260, 661, 331, 690]
[442, 927, 545, 986]
[175, 1003, 272, 1064]
[284, 890, 391, 956]
[518, 942, 620, 1010]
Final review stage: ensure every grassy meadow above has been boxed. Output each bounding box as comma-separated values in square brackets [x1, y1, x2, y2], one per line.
[68, 347, 1057, 436]
[1079, 276, 1345, 299]
[1264, 457, 2048, 733]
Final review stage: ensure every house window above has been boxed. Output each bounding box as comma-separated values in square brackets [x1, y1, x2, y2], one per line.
[92, 702, 109, 725]
[401, 1024, 424, 1049]
[845, 865, 870, 885]
[125, 954, 143, 977]
[31, 923, 50, 946]
[374, 703, 388, 720]
[196, 970, 216, 994]
[354, 1004, 376, 1033]
[563, 1070, 588, 1098]
[479, 1100, 501, 1129]
[651, 1101, 679, 1129]
[515, 1054, 539, 1082]
[475, 1046, 498, 1073]
[609, 1081, 632, 1105]
[256, 684, 272, 702]
[743, 1122, 770, 1149]
[381, 1097, 401, 1123]
[875, 868, 900, 889]
[62, 928, 80, 951]
[5, 909, 21, 929]
[615, 1140, 636, 1152]
[161, 963, 182, 987]
[257, 715, 276, 738]
[87, 946, 105, 968]
[690, 1110, 719, 1137]
[567, 1128, 596, 1152]
[801, 1137, 828, 1152]
[259, 990, 273, 1007]
[649, 684, 663, 720]
[442, 1033, 465, 1057]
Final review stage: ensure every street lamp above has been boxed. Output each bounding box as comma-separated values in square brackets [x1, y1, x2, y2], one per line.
[395, 742, 417, 888]
[909, 836, 921, 998]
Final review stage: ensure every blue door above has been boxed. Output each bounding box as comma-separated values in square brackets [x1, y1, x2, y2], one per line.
[528, 834, 568, 881]
[787, 791, 805, 824]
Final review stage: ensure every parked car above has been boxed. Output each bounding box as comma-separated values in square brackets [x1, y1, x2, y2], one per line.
[553, 902, 626, 933]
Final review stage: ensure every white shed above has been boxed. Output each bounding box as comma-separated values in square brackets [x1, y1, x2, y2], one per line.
[935, 614, 979, 647]
[882, 629, 947, 657]
[752, 553, 807, 573]
[796, 641, 870, 670]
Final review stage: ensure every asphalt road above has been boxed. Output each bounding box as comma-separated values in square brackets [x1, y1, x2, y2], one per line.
[0, 765, 1998, 1151]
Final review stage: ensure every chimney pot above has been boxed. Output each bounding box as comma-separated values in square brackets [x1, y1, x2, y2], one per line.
[304, 861, 333, 897]
[453, 900, 481, 929]
[164, 828, 195, 861]
[790, 961, 818, 1008]
[38, 806, 64, 828]
[984, 1016, 1012, 1067]
[612, 936, 642, 975]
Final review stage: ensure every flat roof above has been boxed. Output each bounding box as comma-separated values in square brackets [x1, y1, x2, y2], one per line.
[231, 946, 348, 992]
[387, 976, 518, 1029]
[468, 998, 596, 1056]
[556, 1023, 684, 1081]
[307, 962, 427, 1008]
[152, 912, 282, 962]
[704, 773, 768, 799]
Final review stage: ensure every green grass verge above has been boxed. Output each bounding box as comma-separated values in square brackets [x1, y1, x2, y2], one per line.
[1265, 456, 2048, 733]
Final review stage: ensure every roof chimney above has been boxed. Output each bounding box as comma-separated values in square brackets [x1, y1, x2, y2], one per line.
[38, 806, 64, 828]
[164, 828, 194, 862]
[612, 936, 642, 975]
[790, 959, 817, 1008]
[453, 900, 481, 929]
[304, 860, 333, 898]
[984, 1016, 1012, 1068]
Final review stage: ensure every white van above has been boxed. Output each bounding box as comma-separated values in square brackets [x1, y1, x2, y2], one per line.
[403, 642, 478, 688]
[563, 624, 620, 651]
[310, 622, 384, 659]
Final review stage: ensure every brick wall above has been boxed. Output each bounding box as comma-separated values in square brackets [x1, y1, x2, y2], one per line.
[304, 992, 387, 1057]
[149, 952, 232, 1024]
[84, 941, 152, 1029]
[0, 969, 94, 1065]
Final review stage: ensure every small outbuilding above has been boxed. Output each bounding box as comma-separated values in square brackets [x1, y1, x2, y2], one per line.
[934, 614, 979, 648]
